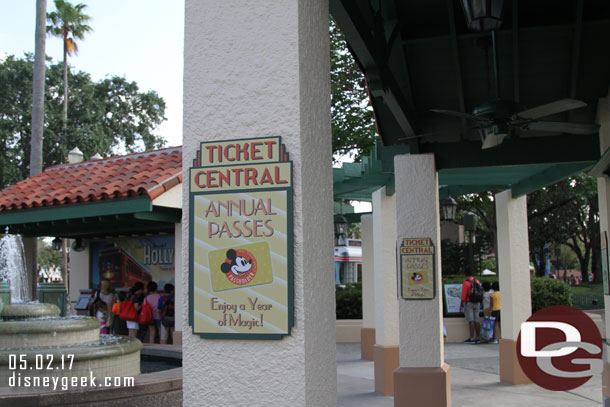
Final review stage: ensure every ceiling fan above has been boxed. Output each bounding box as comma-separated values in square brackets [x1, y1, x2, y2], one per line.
[431, 98, 599, 149]
[428, 26, 599, 149]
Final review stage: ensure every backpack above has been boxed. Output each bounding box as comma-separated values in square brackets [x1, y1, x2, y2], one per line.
[469, 278, 484, 303]
[119, 299, 138, 322]
[138, 297, 154, 325]
[161, 295, 175, 328]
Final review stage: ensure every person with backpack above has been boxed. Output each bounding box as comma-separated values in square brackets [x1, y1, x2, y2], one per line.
[460, 268, 483, 344]
[158, 283, 175, 344]
[123, 282, 145, 339]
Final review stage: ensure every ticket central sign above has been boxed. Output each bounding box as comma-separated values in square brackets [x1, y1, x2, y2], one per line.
[399, 238, 435, 300]
[189, 136, 294, 339]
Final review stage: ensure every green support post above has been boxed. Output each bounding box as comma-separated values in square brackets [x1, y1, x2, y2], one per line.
[37, 282, 67, 316]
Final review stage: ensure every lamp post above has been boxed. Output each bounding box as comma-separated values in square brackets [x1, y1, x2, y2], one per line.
[441, 195, 458, 221]
[459, 0, 504, 32]
[334, 215, 348, 246]
[463, 212, 478, 274]
[52, 237, 63, 251]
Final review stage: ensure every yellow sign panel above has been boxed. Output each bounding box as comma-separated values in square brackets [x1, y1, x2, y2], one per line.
[189, 162, 292, 193]
[399, 238, 435, 300]
[189, 137, 293, 339]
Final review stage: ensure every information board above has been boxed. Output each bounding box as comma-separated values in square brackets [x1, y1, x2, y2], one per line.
[603, 231, 609, 295]
[443, 284, 463, 315]
[189, 137, 294, 339]
[399, 238, 435, 300]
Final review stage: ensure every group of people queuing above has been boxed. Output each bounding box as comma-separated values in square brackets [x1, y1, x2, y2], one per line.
[460, 269, 501, 344]
[91, 279, 175, 344]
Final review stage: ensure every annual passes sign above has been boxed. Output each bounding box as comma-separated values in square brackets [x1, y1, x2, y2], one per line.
[189, 136, 294, 339]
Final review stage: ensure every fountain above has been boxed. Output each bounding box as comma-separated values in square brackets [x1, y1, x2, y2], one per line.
[0, 234, 141, 388]
[0, 234, 29, 304]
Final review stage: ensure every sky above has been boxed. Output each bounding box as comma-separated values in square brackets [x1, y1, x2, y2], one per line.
[0, 0, 185, 148]
[0, 1, 372, 213]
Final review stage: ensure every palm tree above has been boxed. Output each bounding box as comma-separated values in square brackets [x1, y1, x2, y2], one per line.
[31, 0, 47, 177]
[46, 0, 92, 129]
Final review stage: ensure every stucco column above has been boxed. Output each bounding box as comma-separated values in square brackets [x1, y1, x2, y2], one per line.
[372, 187, 399, 396]
[393, 154, 450, 407]
[182, 1, 335, 406]
[173, 222, 183, 345]
[595, 96, 610, 404]
[495, 189, 532, 385]
[360, 214, 376, 360]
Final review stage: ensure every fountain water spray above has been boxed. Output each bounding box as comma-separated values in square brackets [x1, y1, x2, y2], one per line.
[0, 232, 30, 302]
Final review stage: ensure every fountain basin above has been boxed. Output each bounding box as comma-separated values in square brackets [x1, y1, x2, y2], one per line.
[0, 303, 60, 320]
[0, 337, 142, 387]
[0, 303, 100, 348]
[0, 317, 100, 348]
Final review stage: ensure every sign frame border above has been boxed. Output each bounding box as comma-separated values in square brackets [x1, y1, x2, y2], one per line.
[188, 136, 294, 340]
[398, 238, 436, 301]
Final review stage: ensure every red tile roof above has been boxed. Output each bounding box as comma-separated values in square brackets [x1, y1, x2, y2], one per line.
[0, 147, 182, 212]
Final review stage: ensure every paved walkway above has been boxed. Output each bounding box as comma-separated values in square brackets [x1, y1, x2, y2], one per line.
[337, 342, 602, 406]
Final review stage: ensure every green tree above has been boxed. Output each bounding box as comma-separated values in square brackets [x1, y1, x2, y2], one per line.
[0, 55, 166, 188]
[46, 0, 92, 129]
[37, 238, 63, 275]
[527, 174, 600, 282]
[330, 17, 376, 160]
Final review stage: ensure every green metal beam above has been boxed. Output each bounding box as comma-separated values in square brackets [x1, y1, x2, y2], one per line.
[568, 0, 584, 122]
[331, 0, 416, 142]
[334, 191, 374, 202]
[511, 163, 592, 197]
[12, 219, 173, 238]
[446, 0, 467, 136]
[0, 196, 152, 226]
[420, 135, 600, 169]
[439, 184, 506, 199]
[344, 212, 372, 223]
[589, 146, 610, 178]
[134, 206, 181, 223]
[333, 174, 394, 196]
[512, 0, 520, 102]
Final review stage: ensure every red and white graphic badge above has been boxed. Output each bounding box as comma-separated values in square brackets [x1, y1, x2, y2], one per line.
[220, 248, 258, 285]
[517, 305, 602, 391]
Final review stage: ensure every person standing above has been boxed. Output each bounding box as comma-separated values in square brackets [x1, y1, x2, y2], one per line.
[127, 282, 145, 339]
[489, 281, 501, 344]
[460, 268, 483, 344]
[145, 281, 161, 344]
[158, 283, 175, 344]
[482, 281, 493, 318]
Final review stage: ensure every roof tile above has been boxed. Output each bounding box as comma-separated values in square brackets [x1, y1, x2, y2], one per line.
[0, 147, 183, 212]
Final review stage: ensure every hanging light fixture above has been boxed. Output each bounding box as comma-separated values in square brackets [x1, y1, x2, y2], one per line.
[52, 237, 63, 251]
[334, 215, 348, 245]
[441, 196, 458, 221]
[460, 0, 504, 32]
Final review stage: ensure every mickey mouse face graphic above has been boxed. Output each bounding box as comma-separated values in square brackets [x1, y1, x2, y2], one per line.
[220, 248, 258, 285]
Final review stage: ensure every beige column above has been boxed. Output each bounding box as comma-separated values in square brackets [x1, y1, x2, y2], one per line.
[182, 1, 335, 406]
[595, 96, 610, 404]
[372, 187, 399, 396]
[495, 189, 532, 385]
[393, 154, 450, 407]
[173, 222, 183, 345]
[360, 214, 376, 360]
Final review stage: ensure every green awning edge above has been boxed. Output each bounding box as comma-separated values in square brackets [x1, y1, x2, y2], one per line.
[0, 196, 153, 226]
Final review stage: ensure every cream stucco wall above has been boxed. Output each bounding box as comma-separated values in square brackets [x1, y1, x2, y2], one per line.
[182, 1, 335, 406]
[394, 154, 444, 368]
[68, 243, 90, 303]
[361, 215, 375, 329]
[372, 187, 399, 347]
[495, 189, 532, 341]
